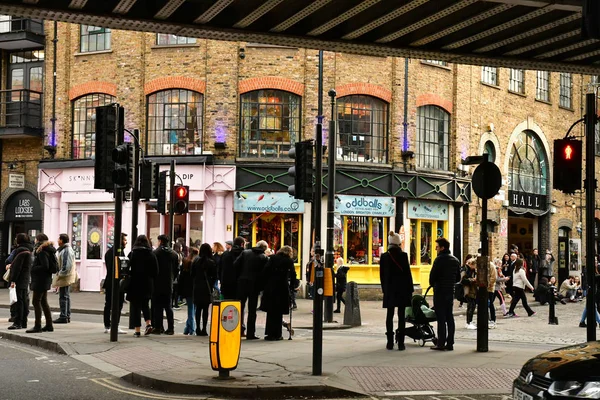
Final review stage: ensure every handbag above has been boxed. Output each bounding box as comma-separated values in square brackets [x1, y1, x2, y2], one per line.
[3, 269, 10, 283]
[203, 270, 220, 302]
[119, 275, 131, 293]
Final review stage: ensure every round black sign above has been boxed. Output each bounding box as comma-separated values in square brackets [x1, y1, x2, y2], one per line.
[472, 161, 502, 199]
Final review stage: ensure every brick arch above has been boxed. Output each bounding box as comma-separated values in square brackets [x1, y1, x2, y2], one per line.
[416, 93, 453, 113]
[69, 81, 117, 100]
[335, 83, 392, 103]
[238, 77, 304, 96]
[144, 76, 206, 95]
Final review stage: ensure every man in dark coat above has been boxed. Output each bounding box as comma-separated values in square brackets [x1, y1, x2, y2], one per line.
[528, 248, 541, 289]
[127, 235, 159, 336]
[103, 233, 127, 334]
[7, 233, 33, 330]
[504, 252, 517, 295]
[27, 233, 56, 333]
[220, 236, 245, 299]
[261, 246, 296, 340]
[152, 234, 178, 334]
[379, 231, 413, 350]
[234, 240, 268, 339]
[429, 237, 461, 351]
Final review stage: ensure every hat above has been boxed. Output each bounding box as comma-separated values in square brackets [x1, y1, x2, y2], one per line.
[388, 231, 401, 246]
[225, 240, 233, 246]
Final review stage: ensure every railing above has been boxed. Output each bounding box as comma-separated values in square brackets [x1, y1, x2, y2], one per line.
[0, 17, 44, 35]
[0, 89, 43, 129]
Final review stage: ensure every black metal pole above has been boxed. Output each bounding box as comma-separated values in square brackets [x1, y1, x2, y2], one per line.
[476, 197, 489, 352]
[324, 90, 336, 323]
[49, 20, 57, 157]
[169, 160, 176, 247]
[584, 92, 596, 341]
[128, 128, 140, 329]
[312, 49, 324, 376]
[110, 187, 123, 342]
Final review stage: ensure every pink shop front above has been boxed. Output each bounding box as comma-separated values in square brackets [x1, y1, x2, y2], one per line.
[38, 163, 235, 292]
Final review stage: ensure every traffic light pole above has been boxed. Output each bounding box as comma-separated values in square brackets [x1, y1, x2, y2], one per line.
[169, 160, 176, 247]
[129, 128, 140, 329]
[324, 90, 336, 324]
[584, 92, 596, 342]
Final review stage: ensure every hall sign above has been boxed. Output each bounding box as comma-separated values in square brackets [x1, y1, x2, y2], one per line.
[508, 190, 546, 210]
[4, 191, 42, 221]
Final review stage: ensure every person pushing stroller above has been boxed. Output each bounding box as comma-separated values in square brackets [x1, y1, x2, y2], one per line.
[379, 231, 413, 350]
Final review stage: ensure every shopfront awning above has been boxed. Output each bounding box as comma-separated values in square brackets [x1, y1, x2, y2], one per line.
[0, 0, 598, 73]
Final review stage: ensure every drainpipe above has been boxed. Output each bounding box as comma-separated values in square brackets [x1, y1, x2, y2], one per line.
[45, 20, 58, 159]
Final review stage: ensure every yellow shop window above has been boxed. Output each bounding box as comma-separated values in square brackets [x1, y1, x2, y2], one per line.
[335, 215, 388, 265]
[409, 219, 447, 266]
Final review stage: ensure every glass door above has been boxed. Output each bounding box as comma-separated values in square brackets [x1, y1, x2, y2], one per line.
[79, 214, 105, 291]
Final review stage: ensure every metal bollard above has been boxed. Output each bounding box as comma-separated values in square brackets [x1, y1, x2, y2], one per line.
[343, 281, 361, 326]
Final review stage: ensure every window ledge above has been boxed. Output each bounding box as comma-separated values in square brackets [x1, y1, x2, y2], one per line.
[508, 89, 527, 98]
[535, 98, 552, 106]
[420, 61, 451, 70]
[336, 160, 392, 169]
[480, 82, 501, 89]
[151, 43, 200, 49]
[559, 105, 575, 112]
[74, 49, 113, 57]
[236, 157, 290, 163]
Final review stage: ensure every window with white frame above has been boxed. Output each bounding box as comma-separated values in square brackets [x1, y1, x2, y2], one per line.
[481, 66, 497, 85]
[71, 93, 116, 159]
[416, 105, 449, 171]
[559, 72, 572, 108]
[509, 69, 524, 93]
[80, 25, 111, 52]
[336, 95, 388, 163]
[423, 60, 448, 67]
[146, 89, 203, 156]
[156, 34, 197, 45]
[536, 71, 550, 102]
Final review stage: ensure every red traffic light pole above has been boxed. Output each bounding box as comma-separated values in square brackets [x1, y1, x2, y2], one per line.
[583, 93, 596, 342]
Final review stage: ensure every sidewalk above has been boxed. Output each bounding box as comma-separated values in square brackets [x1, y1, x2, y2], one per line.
[0, 289, 594, 398]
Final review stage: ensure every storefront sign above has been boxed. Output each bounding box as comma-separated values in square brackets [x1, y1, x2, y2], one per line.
[4, 191, 42, 221]
[8, 174, 25, 189]
[508, 190, 546, 210]
[233, 191, 304, 213]
[407, 200, 448, 220]
[64, 170, 96, 190]
[335, 195, 395, 217]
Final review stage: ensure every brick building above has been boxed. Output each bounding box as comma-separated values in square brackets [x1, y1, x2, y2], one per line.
[1, 20, 594, 290]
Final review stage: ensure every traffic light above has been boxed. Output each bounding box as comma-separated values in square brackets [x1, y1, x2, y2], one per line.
[287, 140, 313, 202]
[140, 161, 159, 200]
[94, 105, 117, 190]
[157, 170, 168, 215]
[553, 138, 582, 194]
[112, 143, 134, 189]
[173, 185, 189, 214]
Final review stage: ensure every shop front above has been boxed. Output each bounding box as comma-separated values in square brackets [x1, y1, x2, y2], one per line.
[333, 194, 395, 284]
[1, 190, 42, 259]
[233, 191, 304, 276]
[406, 199, 449, 288]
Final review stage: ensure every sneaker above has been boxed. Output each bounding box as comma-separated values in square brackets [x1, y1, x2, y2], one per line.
[529, 312, 537, 317]
[466, 322, 477, 330]
[134, 332, 141, 338]
[173, 306, 181, 311]
[117, 327, 127, 334]
[104, 328, 110, 333]
[488, 321, 496, 329]
[579, 321, 587, 328]
[144, 325, 153, 336]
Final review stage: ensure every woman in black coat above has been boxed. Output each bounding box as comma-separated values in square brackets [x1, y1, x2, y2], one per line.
[379, 231, 413, 350]
[192, 243, 217, 336]
[179, 247, 199, 335]
[261, 246, 296, 341]
[127, 235, 159, 337]
[27, 233, 56, 333]
[7, 233, 33, 330]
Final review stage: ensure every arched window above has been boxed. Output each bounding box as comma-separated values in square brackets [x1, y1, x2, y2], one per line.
[336, 95, 388, 163]
[484, 140, 496, 163]
[416, 105, 449, 170]
[508, 130, 548, 195]
[72, 93, 115, 159]
[146, 89, 203, 156]
[239, 89, 301, 158]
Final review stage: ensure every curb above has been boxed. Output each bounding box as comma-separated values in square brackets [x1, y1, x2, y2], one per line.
[0, 330, 69, 355]
[0, 303, 117, 316]
[124, 372, 364, 399]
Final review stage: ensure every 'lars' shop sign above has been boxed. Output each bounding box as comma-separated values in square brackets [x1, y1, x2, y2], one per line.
[508, 190, 546, 210]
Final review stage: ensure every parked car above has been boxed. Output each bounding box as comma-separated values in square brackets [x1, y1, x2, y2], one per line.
[513, 341, 600, 399]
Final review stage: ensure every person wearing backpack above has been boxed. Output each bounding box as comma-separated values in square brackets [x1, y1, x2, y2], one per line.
[27, 233, 57, 333]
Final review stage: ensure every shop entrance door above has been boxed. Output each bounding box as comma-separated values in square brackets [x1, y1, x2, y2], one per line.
[80, 214, 105, 291]
[508, 216, 535, 257]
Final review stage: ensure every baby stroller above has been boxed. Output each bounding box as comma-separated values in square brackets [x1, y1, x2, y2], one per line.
[405, 286, 438, 347]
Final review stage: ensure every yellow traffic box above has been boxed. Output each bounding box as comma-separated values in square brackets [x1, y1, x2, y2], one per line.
[209, 300, 242, 378]
[323, 267, 334, 297]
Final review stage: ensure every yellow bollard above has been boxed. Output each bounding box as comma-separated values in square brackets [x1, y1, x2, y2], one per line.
[324, 267, 334, 297]
[209, 300, 242, 379]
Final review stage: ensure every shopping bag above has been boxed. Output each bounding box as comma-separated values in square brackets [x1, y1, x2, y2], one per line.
[9, 286, 17, 305]
[2, 269, 9, 282]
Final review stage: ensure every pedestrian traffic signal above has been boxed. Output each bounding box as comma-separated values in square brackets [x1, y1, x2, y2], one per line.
[140, 160, 159, 200]
[157, 170, 168, 215]
[112, 143, 134, 189]
[287, 140, 313, 202]
[94, 105, 117, 190]
[553, 138, 582, 194]
[173, 185, 189, 214]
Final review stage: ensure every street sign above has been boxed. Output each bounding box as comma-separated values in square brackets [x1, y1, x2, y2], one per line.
[472, 161, 502, 199]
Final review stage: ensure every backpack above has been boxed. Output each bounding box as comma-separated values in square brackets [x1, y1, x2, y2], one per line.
[48, 253, 59, 274]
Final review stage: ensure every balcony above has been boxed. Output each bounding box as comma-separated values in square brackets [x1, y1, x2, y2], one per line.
[0, 17, 44, 50]
[0, 89, 43, 138]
